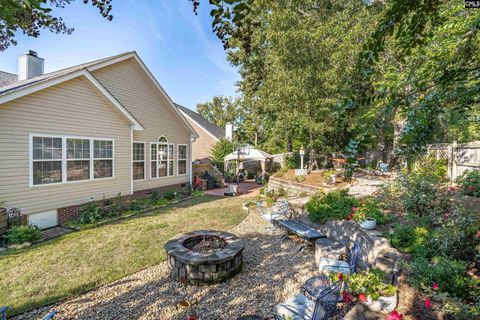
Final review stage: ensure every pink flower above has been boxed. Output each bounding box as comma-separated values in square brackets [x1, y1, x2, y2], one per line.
[468, 185, 476, 191]
[352, 207, 360, 211]
[432, 283, 439, 290]
[476, 230, 480, 240]
[448, 186, 458, 191]
[425, 297, 431, 309]
[386, 311, 404, 320]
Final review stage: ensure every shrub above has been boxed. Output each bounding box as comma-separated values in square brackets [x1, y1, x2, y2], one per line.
[376, 179, 405, 215]
[322, 169, 337, 181]
[5, 225, 41, 244]
[306, 189, 359, 224]
[392, 224, 433, 258]
[413, 154, 447, 182]
[80, 203, 102, 224]
[128, 200, 143, 211]
[457, 169, 480, 197]
[408, 256, 478, 301]
[163, 190, 176, 200]
[399, 173, 447, 217]
[286, 152, 301, 169]
[277, 187, 287, 197]
[150, 190, 161, 202]
[259, 187, 265, 195]
[295, 175, 305, 183]
[265, 196, 275, 208]
[429, 208, 480, 263]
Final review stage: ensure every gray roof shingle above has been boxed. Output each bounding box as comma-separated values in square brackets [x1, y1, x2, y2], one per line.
[0, 71, 17, 88]
[176, 104, 225, 139]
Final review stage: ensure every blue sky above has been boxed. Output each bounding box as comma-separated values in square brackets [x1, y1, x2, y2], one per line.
[0, 0, 240, 110]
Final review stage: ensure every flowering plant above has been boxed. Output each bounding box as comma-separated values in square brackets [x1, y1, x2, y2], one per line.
[346, 198, 391, 225]
[456, 169, 480, 197]
[342, 269, 397, 301]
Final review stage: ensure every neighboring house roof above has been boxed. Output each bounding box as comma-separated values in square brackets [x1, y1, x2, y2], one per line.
[176, 103, 225, 140]
[0, 71, 17, 87]
[0, 52, 198, 137]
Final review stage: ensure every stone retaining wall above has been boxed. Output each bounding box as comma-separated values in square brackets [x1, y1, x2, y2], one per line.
[317, 220, 400, 284]
[268, 177, 326, 196]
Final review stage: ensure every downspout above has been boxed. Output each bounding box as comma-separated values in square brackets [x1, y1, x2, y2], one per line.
[189, 134, 196, 185]
[130, 129, 134, 195]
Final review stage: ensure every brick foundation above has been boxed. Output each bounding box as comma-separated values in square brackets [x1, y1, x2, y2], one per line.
[57, 183, 186, 226]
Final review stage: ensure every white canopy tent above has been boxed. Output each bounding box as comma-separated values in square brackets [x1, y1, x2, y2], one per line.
[224, 146, 272, 175]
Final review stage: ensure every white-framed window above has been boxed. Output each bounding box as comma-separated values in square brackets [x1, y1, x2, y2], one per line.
[132, 142, 145, 180]
[177, 144, 187, 175]
[150, 136, 174, 178]
[30, 134, 114, 187]
[67, 138, 90, 182]
[150, 143, 157, 179]
[94, 140, 113, 179]
[32, 136, 62, 185]
[168, 143, 174, 176]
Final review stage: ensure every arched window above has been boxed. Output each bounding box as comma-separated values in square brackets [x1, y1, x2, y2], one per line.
[150, 136, 174, 178]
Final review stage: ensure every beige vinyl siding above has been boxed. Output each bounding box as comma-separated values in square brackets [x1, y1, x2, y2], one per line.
[184, 116, 219, 161]
[0, 77, 132, 215]
[91, 58, 191, 191]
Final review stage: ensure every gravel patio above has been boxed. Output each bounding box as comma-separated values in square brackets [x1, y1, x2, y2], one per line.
[14, 207, 317, 320]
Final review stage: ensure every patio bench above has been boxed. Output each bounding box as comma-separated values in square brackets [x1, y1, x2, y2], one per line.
[260, 199, 291, 223]
[276, 220, 326, 243]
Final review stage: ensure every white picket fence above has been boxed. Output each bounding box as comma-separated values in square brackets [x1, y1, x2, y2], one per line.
[427, 141, 480, 183]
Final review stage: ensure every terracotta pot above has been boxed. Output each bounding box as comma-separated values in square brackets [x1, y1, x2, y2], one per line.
[363, 293, 397, 313]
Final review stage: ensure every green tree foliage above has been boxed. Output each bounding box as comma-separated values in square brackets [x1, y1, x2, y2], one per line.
[190, 0, 480, 164]
[196, 96, 242, 129]
[210, 138, 234, 170]
[0, 0, 113, 51]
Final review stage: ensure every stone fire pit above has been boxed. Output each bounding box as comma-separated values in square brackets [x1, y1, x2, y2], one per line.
[164, 230, 245, 285]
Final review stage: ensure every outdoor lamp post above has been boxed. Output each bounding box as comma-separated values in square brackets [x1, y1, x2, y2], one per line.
[389, 224, 395, 245]
[300, 146, 305, 171]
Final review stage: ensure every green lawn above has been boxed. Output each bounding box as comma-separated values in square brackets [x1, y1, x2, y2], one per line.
[0, 195, 249, 315]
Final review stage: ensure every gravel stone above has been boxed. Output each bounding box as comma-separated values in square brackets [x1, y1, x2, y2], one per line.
[14, 209, 317, 320]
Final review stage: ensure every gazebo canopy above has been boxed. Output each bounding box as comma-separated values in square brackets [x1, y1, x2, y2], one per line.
[224, 146, 272, 161]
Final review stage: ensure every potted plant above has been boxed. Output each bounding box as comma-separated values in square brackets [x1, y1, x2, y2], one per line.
[348, 200, 378, 230]
[344, 269, 398, 313]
